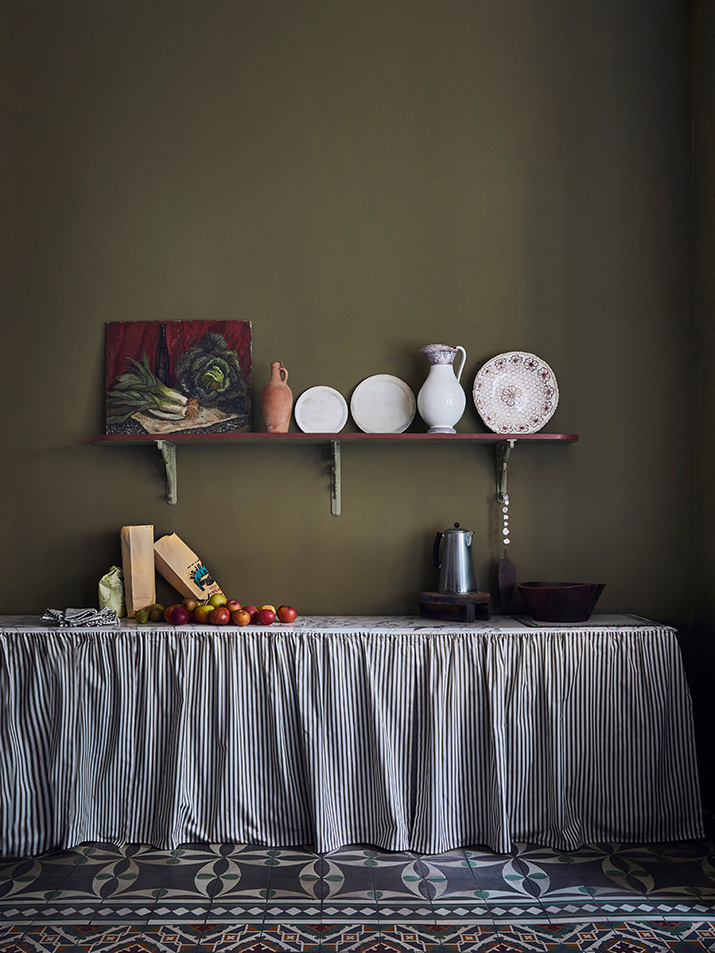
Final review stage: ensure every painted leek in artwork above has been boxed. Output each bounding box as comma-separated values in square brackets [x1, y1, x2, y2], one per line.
[106, 355, 199, 425]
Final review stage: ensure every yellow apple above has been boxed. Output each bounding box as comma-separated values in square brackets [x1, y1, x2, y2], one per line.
[193, 604, 214, 623]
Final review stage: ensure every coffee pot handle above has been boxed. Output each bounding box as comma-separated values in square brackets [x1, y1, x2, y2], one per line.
[433, 532, 443, 568]
[453, 346, 466, 382]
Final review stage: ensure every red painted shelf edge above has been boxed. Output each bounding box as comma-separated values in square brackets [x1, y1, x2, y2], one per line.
[94, 431, 578, 444]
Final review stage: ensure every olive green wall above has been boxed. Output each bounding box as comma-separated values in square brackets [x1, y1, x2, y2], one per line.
[4, 2, 694, 630]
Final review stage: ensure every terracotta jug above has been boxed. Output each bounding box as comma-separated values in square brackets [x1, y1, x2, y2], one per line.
[261, 362, 293, 433]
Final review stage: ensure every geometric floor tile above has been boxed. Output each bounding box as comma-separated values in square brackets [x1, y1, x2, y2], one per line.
[2, 821, 715, 951]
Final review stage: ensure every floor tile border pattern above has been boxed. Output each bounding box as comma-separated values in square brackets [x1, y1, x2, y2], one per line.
[2, 921, 715, 952]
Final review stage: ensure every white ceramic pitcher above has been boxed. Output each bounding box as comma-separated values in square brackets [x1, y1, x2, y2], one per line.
[417, 344, 467, 433]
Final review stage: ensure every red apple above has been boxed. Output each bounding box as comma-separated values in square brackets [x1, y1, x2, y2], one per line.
[170, 606, 190, 626]
[225, 600, 242, 613]
[277, 605, 298, 623]
[210, 606, 231, 625]
[164, 604, 182, 623]
[232, 608, 251, 626]
[243, 605, 258, 623]
[257, 608, 276, 625]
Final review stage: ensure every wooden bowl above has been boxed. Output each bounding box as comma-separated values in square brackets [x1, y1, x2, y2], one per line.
[516, 582, 605, 623]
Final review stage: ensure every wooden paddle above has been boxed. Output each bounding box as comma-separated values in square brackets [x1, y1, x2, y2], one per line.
[498, 549, 517, 612]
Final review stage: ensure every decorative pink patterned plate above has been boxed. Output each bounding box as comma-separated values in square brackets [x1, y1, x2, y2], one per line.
[473, 351, 559, 434]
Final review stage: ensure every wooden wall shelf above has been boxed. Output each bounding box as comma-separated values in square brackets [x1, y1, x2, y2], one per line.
[93, 432, 579, 512]
[94, 431, 578, 445]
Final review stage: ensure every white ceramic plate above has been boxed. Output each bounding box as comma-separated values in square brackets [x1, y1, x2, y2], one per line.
[473, 351, 559, 434]
[350, 374, 416, 433]
[294, 386, 348, 433]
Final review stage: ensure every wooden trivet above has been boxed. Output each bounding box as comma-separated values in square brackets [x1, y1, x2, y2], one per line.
[419, 591, 491, 622]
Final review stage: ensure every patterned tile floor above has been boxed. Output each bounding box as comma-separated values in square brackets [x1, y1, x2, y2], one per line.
[1, 824, 715, 952]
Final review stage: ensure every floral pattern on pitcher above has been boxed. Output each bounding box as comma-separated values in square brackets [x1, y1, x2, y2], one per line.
[420, 345, 461, 365]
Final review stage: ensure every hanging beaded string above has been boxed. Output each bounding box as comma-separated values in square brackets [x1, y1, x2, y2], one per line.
[502, 494, 510, 552]
[497, 439, 515, 554]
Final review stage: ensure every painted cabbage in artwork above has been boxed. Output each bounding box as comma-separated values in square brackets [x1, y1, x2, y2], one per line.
[105, 320, 252, 435]
[174, 332, 247, 411]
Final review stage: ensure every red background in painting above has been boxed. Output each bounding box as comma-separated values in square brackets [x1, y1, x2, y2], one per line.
[106, 321, 252, 392]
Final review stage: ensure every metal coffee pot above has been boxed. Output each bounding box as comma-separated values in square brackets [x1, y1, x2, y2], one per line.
[433, 523, 478, 594]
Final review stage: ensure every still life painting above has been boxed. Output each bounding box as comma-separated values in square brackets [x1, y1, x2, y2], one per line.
[106, 320, 252, 435]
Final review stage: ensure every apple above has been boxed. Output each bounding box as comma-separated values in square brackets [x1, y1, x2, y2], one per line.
[182, 597, 199, 613]
[277, 605, 298, 624]
[164, 604, 182, 623]
[193, 604, 214, 624]
[208, 593, 228, 608]
[242, 605, 258, 623]
[210, 606, 231, 625]
[225, 600, 242, 613]
[232, 608, 251, 626]
[258, 604, 276, 614]
[170, 606, 190, 626]
[258, 608, 276, 625]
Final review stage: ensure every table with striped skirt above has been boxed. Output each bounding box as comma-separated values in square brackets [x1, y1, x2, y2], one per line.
[0, 615, 704, 856]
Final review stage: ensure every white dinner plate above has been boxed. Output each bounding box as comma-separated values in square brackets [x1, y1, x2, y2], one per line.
[294, 386, 348, 433]
[473, 351, 559, 434]
[350, 374, 416, 434]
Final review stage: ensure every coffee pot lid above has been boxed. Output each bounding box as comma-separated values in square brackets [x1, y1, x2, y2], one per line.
[444, 522, 472, 534]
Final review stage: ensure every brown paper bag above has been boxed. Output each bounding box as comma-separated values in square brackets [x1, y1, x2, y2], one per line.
[153, 533, 223, 601]
[120, 525, 156, 618]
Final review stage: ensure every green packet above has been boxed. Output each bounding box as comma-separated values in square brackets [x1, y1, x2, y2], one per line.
[98, 565, 126, 618]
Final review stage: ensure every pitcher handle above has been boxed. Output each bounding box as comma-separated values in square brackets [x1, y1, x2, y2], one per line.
[433, 532, 443, 568]
[279, 363, 288, 383]
[453, 346, 466, 382]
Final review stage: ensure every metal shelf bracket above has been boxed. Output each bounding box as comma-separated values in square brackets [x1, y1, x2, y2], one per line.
[330, 440, 341, 516]
[156, 440, 177, 505]
[496, 439, 516, 503]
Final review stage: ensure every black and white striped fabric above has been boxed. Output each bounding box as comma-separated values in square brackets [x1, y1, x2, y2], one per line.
[42, 607, 119, 627]
[0, 616, 704, 856]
